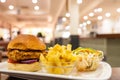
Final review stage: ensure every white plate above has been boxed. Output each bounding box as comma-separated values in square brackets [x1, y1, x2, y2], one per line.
[0, 61, 112, 80]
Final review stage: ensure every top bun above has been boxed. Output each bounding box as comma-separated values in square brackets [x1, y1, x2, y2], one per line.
[7, 34, 46, 50]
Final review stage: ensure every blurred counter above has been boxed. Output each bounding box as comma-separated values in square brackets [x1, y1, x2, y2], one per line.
[96, 34, 120, 38]
[80, 34, 120, 67]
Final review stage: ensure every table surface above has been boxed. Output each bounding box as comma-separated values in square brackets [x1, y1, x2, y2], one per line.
[109, 67, 120, 80]
[0, 67, 120, 80]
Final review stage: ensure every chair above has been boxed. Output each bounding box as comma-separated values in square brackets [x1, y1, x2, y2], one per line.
[0, 51, 2, 62]
[0, 51, 2, 78]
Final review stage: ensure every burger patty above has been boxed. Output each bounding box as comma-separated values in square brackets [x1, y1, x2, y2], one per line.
[7, 49, 44, 61]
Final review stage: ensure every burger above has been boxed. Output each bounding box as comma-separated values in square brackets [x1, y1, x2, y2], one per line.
[7, 34, 46, 72]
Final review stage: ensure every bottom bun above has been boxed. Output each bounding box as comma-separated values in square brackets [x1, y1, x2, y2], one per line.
[8, 62, 41, 72]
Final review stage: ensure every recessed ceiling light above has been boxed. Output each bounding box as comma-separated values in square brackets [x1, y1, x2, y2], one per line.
[77, 0, 82, 4]
[87, 20, 91, 24]
[1, 0, 6, 3]
[79, 24, 83, 27]
[94, 8, 103, 13]
[62, 17, 67, 22]
[105, 12, 111, 17]
[8, 5, 14, 10]
[34, 6, 39, 10]
[32, 0, 38, 3]
[97, 16, 103, 20]
[97, 8, 103, 12]
[65, 13, 70, 17]
[83, 16, 88, 20]
[116, 8, 120, 13]
[89, 12, 94, 17]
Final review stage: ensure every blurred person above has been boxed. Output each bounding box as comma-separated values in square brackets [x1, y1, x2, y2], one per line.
[37, 32, 45, 42]
[17, 31, 21, 35]
[0, 36, 3, 41]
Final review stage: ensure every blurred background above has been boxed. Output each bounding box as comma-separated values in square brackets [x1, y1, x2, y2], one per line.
[0, 0, 120, 67]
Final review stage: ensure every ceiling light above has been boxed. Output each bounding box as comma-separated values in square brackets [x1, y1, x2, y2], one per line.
[79, 24, 83, 27]
[89, 12, 94, 17]
[105, 12, 111, 17]
[65, 13, 70, 17]
[94, 8, 103, 13]
[97, 8, 103, 12]
[34, 6, 39, 10]
[83, 16, 88, 20]
[77, 0, 82, 4]
[1, 0, 6, 3]
[8, 5, 14, 10]
[62, 17, 67, 22]
[97, 16, 103, 20]
[87, 20, 91, 24]
[32, 0, 38, 3]
[117, 8, 120, 13]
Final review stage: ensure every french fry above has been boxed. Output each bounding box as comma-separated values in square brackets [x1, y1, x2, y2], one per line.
[40, 44, 77, 74]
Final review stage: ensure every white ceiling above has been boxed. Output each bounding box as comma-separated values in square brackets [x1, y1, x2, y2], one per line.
[79, 0, 120, 22]
[0, 0, 120, 28]
[0, 0, 66, 28]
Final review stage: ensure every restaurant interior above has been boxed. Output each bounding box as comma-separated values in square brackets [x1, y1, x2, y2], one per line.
[0, 0, 120, 70]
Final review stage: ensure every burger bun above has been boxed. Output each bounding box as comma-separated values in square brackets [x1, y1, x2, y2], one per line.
[7, 34, 46, 50]
[8, 62, 41, 72]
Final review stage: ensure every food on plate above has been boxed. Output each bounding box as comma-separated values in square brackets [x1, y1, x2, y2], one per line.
[73, 47, 104, 71]
[7, 34, 46, 72]
[40, 44, 77, 74]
